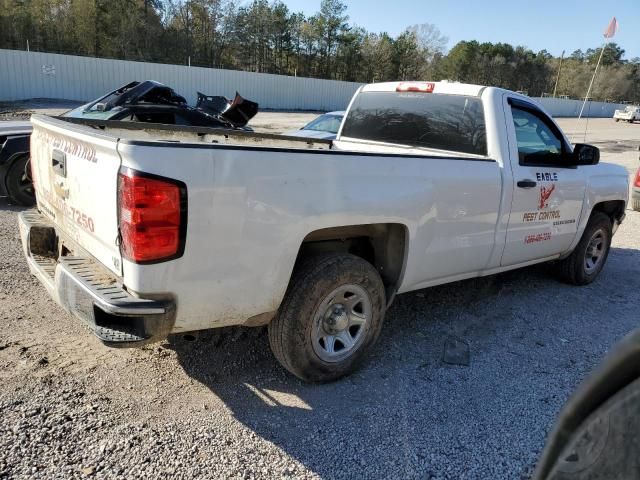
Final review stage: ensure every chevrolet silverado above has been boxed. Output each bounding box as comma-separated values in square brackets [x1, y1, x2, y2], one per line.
[19, 81, 629, 382]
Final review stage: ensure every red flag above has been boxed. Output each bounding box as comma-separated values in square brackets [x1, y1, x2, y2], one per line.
[604, 17, 618, 38]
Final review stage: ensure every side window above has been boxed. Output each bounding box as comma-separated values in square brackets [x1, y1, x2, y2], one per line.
[304, 115, 342, 134]
[114, 113, 135, 122]
[133, 111, 176, 125]
[511, 107, 566, 166]
[173, 113, 193, 126]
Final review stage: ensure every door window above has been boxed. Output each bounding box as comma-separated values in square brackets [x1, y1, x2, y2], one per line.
[511, 107, 567, 167]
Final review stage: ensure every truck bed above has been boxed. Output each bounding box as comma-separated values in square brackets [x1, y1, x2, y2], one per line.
[60, 116, 334, 150]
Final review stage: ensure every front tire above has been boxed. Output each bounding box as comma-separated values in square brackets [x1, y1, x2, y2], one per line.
[556, 212, 612, 285]
[6, 154, 36, 206]
[268, 253, 386, 382]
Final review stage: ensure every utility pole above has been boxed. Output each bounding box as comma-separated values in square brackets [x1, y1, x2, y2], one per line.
[552, 50, 564, 98]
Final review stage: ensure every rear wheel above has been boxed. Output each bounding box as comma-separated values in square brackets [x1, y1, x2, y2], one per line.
[633, 198, 640, 212]
[268, 253, 386, 382]
[6, 154, 36, 206]
[556, 212, 612, 285]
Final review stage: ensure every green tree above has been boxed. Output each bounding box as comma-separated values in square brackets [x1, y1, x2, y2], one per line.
[316, 0, 348, 78]
[1, 1, 639, 103]
[586, 42, 625, 66]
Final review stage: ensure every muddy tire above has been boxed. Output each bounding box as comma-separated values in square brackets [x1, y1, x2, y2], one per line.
[268, 253, 386, 382]
[545, 376, 640, 479]
[6, 154, 36, 206]
[556, 212, 612, 286]
[633, 198, 640, 212]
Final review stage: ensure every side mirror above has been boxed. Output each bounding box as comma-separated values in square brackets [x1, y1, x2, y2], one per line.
[573, 143, 600, 165]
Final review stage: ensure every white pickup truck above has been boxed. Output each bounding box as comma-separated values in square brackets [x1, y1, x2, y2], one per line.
[19, 81, 629, 382]
[613, 105, 640, 123]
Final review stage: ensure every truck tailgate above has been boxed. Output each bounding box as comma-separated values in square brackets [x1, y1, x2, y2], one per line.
[30, 115, 122, 276]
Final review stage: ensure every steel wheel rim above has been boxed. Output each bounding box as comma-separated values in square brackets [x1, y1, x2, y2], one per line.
[18, 159, 35, 198]
[311, 284, 372, 363]
[584, 229, 606, 274]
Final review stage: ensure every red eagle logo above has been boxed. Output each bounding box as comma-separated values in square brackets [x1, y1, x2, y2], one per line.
[539, 184, 555, 209]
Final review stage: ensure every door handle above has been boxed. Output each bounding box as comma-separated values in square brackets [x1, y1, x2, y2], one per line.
[52, 149, 67, 178]
[517, 179, 537, 188]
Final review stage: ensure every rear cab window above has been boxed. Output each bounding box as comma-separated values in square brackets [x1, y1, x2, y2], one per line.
[340, 90, 487, 156]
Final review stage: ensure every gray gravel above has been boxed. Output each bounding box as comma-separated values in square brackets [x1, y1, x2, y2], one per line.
[0, 118, 639, 479]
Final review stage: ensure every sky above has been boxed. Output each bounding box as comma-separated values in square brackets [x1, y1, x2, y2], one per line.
[274, 0, 640, 59]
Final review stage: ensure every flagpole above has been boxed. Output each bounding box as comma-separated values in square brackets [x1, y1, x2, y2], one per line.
[573, 17, 617, 143]
[578, 41, 607, 121]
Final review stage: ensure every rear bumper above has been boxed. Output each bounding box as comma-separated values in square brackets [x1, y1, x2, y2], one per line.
[18, 210, 176, 347]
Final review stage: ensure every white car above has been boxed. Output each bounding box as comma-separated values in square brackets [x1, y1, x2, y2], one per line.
[613, 105, 640, 123]
[283, 111, 345, 139]
[20, 81, 628, 382]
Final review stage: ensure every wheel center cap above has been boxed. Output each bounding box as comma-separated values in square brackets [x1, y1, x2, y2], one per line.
[324, 304, 348, 334]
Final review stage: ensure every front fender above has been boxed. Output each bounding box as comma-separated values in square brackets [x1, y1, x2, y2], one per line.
[567, 164, 629, 253]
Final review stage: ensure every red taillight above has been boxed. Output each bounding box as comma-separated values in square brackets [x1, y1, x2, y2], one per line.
[396, 82, 435, 93]
[635, 168, 640, 187]
[118, 169, 186, 263]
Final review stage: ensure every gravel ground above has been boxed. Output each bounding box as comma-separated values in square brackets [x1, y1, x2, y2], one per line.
[0, 117, 638, 479]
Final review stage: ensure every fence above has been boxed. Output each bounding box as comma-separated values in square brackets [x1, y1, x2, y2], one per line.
[0, 49, 360, 111]
[0, 49, 630, 117]
[536, 97, 625, 118]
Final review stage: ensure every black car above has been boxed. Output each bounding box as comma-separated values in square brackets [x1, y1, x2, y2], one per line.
[0, 81, 258, 206]
[0, 121, 33, 206]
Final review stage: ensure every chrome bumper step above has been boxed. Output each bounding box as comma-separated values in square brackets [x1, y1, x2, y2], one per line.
[18, 210, 175, 347]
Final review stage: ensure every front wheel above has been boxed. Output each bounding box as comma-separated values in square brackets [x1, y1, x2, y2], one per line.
[268, 253, 386, 382]
[556, 212, 612, 285]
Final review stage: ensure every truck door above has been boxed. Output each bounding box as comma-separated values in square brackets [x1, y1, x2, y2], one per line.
[501, 97, 586, 266]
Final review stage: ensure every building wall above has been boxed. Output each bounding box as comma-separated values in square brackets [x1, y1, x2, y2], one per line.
[0, 49, 629, 117]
